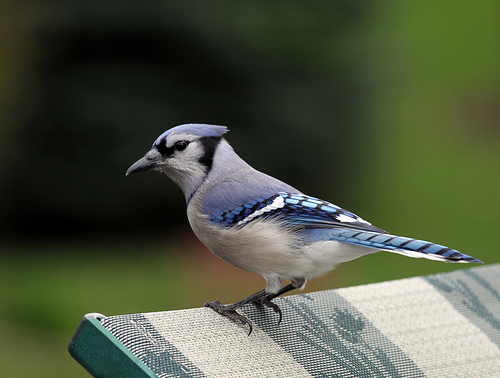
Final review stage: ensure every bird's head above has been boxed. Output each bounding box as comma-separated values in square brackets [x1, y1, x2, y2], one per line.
[126, 124, 228, 200]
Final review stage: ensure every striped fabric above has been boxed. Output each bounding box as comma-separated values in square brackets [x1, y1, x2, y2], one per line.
[72, 264, 500, 377]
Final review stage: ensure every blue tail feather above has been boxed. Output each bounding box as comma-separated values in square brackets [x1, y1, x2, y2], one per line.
[325, 229, 483, 263]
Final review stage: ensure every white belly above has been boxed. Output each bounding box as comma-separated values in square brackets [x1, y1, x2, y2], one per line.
[187, 203, 376, 281]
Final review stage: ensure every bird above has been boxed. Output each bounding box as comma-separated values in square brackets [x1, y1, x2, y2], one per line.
[126, 123, 483, 334]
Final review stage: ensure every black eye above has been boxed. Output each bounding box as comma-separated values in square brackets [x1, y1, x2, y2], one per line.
[174, 140, 189, 151]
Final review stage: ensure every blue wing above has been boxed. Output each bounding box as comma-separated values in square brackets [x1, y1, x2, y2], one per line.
[211, 192, 385, 232]
[211, 192, 483, 264]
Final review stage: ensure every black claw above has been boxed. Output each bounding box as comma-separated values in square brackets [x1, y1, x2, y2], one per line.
[246, 322, 253, 336]
[261, 297, 283, 324]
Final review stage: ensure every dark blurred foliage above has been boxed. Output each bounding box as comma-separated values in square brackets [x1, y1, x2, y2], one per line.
[1, 1, 374, 239]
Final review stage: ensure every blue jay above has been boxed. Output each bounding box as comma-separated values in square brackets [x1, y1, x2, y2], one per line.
[126, 123, 482, 334]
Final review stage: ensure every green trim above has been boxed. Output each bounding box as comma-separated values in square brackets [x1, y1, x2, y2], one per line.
[68, 313, 158, 378]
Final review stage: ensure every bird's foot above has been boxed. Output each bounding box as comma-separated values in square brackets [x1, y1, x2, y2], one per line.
[203, 300, 254, 335]
[203, 286, 295, 335]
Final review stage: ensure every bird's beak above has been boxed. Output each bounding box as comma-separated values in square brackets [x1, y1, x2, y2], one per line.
[126, 150, 164, 176]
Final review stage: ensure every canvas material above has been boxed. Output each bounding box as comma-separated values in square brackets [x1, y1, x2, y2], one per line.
[100, 264, 500, 377]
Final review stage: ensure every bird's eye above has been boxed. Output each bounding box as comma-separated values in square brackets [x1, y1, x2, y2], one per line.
[174, 140, 189, 151]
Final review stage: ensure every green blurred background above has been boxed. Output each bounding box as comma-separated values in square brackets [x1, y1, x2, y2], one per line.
[1, 1, 499, 376]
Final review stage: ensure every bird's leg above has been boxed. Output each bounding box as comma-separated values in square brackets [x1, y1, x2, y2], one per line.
[204, 283, 301, 334]
[266, 282, 297, 301]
